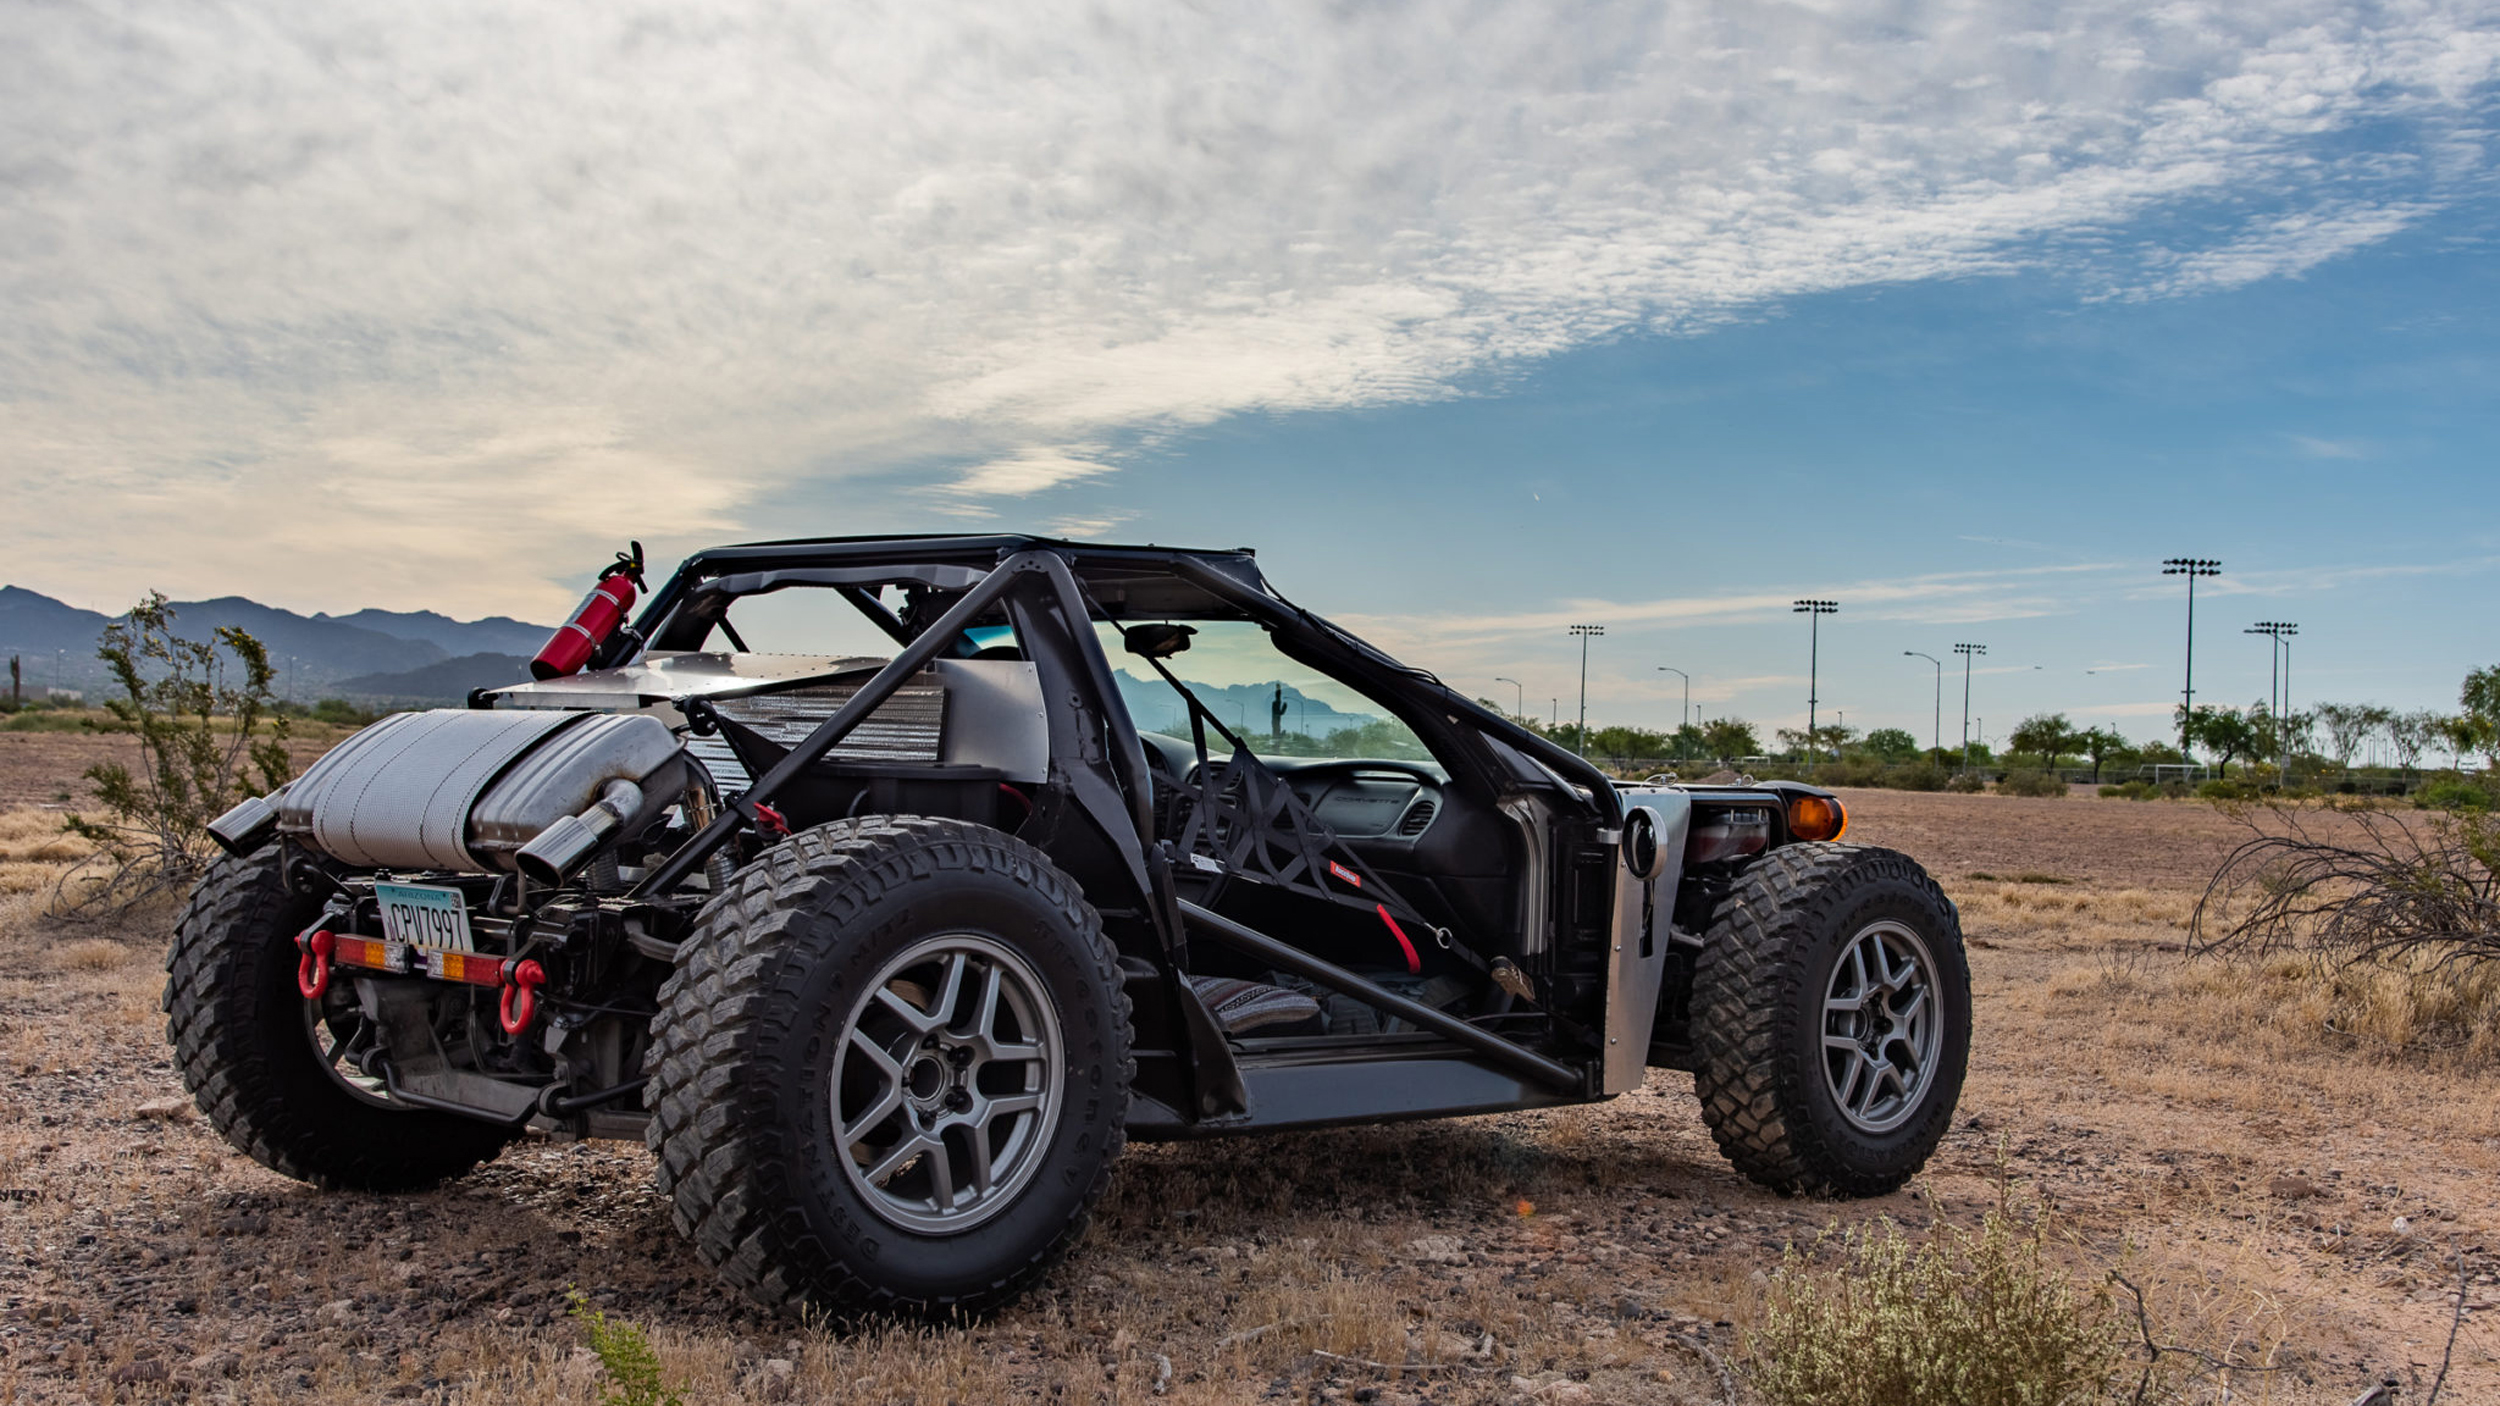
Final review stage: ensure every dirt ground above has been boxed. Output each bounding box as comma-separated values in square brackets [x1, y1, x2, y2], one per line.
[1, 738, 2494, 1404]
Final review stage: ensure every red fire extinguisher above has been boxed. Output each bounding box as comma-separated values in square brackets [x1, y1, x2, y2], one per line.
[531, 542, 646, 680]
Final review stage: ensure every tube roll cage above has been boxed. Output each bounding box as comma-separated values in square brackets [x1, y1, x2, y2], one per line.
[626, 544, 1604, 1111]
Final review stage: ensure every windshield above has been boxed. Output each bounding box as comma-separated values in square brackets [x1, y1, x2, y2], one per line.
[1098, 621, 1430, 762]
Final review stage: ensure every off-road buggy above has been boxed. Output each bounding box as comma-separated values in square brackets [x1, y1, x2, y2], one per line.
[174, 535, 1969, 1317]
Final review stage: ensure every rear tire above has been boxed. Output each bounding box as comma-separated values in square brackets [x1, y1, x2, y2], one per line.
[162, 848, 513, 1190]
[646, 816, 1132, 1318]
[1689, 842, 1969, 1196]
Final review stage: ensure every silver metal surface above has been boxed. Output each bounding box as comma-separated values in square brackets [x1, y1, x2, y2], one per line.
[281, 709, 689, 873]
[488, 651, 888, 713]
[467, 712, 686, 866]
[279, 709, 583, 870]
[831, 934, 1064, 1235]
[1820, 919, 1944, 1133]
[1602, 787, 1692, 1093]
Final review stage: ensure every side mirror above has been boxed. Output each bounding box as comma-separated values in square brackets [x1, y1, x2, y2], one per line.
[1123, 623, 1197, 660]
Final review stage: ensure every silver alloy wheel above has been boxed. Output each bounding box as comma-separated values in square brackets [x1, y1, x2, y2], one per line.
[831, 934, 1064, 1235]
[1820, 919, 1942, 1134]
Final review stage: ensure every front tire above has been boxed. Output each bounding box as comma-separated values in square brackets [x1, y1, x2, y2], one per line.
[1689, 843, 1970, 1196]
[645, 817, 1132, 1318]
[162, 848, 514, 1190]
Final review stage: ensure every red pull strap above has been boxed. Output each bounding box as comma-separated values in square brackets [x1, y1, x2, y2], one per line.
[1375, 905, 1422, 975]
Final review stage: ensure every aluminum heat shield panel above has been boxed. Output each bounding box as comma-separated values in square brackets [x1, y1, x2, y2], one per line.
[278, 709, 586, 871]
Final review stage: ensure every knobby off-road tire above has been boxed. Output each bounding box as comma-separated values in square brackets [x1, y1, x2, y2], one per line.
[646, 816, 1133, 1319]
[163, 848, 513, 1190]
[1690, 842, 1970, 1197]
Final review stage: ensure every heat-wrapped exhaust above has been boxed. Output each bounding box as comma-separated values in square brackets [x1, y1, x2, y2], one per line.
[515, 778, 646, 886]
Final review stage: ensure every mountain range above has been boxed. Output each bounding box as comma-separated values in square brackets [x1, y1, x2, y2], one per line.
[0, 586, 1389, 725]
[0, 585, 550, 701]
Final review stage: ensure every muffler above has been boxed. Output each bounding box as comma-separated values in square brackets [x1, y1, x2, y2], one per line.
[515, 778, 646, 885]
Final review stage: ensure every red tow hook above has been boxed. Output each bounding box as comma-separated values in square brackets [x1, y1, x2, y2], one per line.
[296, 929, 336, 1000]
[752, 802, 791, 837]
[499, 959, 547, 1036]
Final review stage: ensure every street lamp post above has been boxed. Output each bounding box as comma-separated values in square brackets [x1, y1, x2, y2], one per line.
[1494, 676, 1524, 722]
[2247, 621, 2298, 782]
[1953, 643, 1986, 773]
[1793, 600, 1837, 771]
[2162, 558, 2222, 754]
[1904, 651, 1942, 755]
[1568, 624, 1604, 757]
[1656, 666, 1689, 766]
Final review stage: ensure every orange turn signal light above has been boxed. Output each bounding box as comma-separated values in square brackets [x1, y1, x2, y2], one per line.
[1787, 794, 1847, 842]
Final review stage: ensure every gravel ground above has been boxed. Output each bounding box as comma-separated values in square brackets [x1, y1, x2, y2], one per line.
[0, 737, 2489, 1403]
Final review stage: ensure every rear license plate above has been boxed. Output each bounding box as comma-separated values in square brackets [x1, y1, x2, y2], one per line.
[374, 883, 474, 953]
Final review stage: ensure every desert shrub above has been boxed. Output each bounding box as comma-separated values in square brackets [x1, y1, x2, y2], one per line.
[2197, 778, 2257, 801]
[1747, 1193, 2126, 1406]
[1998, 769, 2068, 798]
[1886, 762, 1948, 792]
[569, 1290, 684, 1406]
[2193, 806, 2499, 970]
[1946, 772, 1987, 794]
[2418, 776, 2495, 812]
[1815, 760, 1885, 787]
[59, 594, 290, 894]
[2098, 780, 2155, 801]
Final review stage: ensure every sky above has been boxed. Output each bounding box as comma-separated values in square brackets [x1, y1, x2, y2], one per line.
[5, 0, 2498, 748]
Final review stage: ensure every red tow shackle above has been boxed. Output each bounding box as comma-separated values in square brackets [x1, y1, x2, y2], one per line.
[296, 929, 336, 1000]
[499, 959, 547, 1036]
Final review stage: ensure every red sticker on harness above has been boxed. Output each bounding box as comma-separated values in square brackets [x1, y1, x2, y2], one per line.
[1327, 860, 1362, 888]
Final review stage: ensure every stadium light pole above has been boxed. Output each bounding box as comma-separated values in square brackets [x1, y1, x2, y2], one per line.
[2247, 621, 2298, 782]
[1494, 676, 1524, 721]
[1953, 643, 1987, 773]
[1568, 625, 1605, 756]
[1794, 600, 1837, 771]
[1904, 651, 1942, 755]
[2162, 558, 2222, 755]
[1656, 666, 1690, 765]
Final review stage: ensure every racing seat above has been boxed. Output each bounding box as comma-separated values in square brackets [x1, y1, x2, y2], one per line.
[1186, 975, 1324, 1037]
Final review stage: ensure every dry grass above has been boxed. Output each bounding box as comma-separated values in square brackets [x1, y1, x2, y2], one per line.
[1, 802, 2496, 1404]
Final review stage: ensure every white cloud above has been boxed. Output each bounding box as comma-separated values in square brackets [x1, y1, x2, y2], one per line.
[1, 1, 2493, 612]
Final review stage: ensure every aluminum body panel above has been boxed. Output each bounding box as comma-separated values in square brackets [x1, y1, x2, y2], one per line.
[278, 709, 585, 871]
[488, 651, 886, 712]
[467, 712, 689, 864]
[1601, 786, 1693, 1093]
[928, 659, 1049, 778]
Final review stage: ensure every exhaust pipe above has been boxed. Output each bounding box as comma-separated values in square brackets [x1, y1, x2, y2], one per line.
[515, 779, 645, 886]
[206, 793, 281, 858]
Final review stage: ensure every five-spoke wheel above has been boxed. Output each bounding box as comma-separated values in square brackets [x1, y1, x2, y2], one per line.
[834, 935, 1064, 1234]
[1819, 920, 1941, 1134]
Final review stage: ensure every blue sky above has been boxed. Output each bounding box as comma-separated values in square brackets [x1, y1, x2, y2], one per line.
[4, 2, 2496, 747]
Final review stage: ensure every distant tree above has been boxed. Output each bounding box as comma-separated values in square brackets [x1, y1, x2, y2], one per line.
[1699, 717, 1760, 766]
[2313, 702, 2392, 776]
[2463, 664, 2500, 726]
[2077, 726, 2130, 783]
[1590, 725, 1669, 765]
[2007, 713, 2082, 772]
[2442, 711, 2499, 770]
[2386, 710, 2441, 783]
[1774, 727, 1813, 760]
[1863, 727, 1921, 762]
[2183, 705, 2265, 778]
[1668, 722, 1706, 765]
